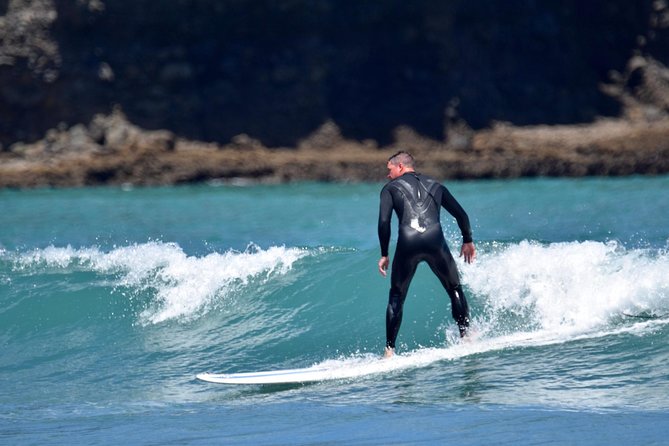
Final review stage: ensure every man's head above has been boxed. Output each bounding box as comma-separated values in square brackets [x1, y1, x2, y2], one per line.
[386, 151, 415, 179]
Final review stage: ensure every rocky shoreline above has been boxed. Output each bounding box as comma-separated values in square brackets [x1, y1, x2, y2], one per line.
[1, 108, 668, 189]
[3, 1, 669, 188]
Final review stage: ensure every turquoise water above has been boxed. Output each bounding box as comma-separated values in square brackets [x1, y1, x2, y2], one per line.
[1, 176, 668, 445]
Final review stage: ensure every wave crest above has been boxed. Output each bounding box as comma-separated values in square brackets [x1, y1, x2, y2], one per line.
[463, 240, 669, 334]
[12, 242, 309, 324]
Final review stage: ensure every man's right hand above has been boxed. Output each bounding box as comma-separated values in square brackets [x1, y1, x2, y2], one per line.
[378, 256, 389, 277]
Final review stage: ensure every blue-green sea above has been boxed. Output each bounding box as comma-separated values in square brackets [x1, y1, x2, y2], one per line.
[1, 176, 668, 445]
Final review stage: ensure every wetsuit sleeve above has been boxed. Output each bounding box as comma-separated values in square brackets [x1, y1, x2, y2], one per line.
[440, 186, 473, 243]
[378, 186, 394, 257]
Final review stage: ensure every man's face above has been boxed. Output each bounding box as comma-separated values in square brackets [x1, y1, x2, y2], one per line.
[387, 161, 403, 179]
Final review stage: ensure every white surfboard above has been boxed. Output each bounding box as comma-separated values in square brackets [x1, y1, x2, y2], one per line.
[197, 337, 484, 385]
[196, 356, 404, 385]
[196, 367, 336, 385]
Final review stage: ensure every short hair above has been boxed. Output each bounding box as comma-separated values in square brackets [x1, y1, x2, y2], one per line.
[388, 151, 415, 168]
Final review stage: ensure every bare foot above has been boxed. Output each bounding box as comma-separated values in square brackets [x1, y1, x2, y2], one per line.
[460, 327, 479, 343]
[383, 346, 395, 359]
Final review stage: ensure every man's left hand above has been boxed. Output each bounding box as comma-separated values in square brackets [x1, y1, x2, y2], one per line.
[460, 242, 476, 264]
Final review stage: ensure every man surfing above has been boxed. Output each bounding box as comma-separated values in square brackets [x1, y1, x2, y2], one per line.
[377, 151, 476, 358]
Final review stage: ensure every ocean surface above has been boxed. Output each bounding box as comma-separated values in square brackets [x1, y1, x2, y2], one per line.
[1, 176, 668, 445]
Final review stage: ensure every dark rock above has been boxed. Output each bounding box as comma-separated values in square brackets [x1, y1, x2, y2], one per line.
[2, 1, 669, 148]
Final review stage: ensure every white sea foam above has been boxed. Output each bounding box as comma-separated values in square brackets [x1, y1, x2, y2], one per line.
[17, 242, 308, 324]
[295, 316, 669, 384]
[462, 240, 669, 335]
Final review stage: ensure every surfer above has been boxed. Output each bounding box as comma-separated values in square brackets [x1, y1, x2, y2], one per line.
[377, 151, 476, 358]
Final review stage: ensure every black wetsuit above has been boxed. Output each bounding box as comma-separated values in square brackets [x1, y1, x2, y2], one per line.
[378, 172, 472, 349]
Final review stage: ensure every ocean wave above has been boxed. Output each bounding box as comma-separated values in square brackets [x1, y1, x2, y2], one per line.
[463, 240, 669, 335]
[5, 239, 668, 341]
[8, 242, 310, 325]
